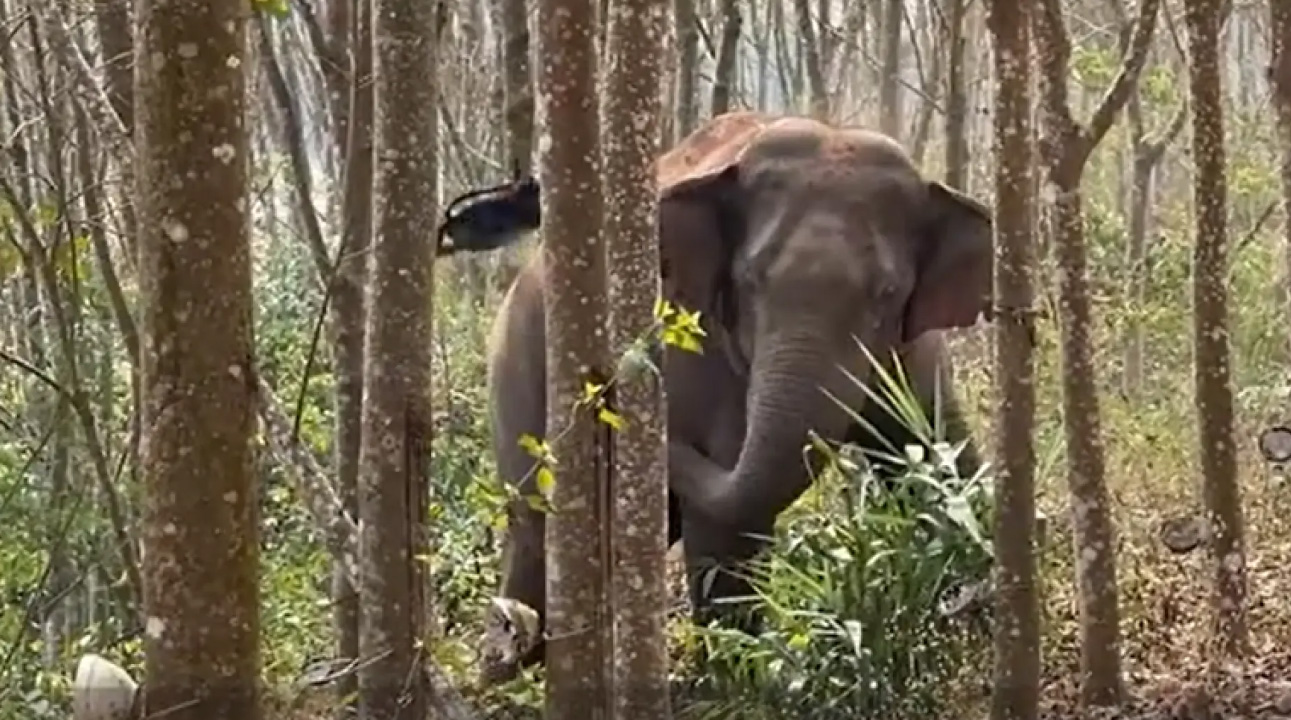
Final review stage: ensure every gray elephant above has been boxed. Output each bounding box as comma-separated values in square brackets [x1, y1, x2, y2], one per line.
[436, 111, 994, 682]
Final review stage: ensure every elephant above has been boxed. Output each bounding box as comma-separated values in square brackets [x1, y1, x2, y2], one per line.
[435, 111, 994, 683]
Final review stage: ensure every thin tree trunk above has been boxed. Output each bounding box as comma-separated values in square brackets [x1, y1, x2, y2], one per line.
[1270, 0, 1291, 366]
[1031, 0, 1160, 705]
[135, 0, 260, 716]
[1184, 0, 1249, 659]
[674, 0, 699, 140]
[879, 0, 902, 136]
[329, 0, 372, 714]
[944, 0, 968, 189]
[1122, 97, 1186, 396]
[602, 0, 670, 715]
[986, 1, 1039, 718]
[354, 1, 440, 718]
[792, 0, 828, 118]
[710, 0, 743, 115]
[536, 0, 612, 711]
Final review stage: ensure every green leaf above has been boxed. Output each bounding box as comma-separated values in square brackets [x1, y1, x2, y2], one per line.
[535, 466, 556, 497]
[597, 407, 626, 431]
[252, 0, 290, 17]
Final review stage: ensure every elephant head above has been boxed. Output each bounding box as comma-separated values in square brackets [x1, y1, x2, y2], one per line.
[656, 115, 993, 529]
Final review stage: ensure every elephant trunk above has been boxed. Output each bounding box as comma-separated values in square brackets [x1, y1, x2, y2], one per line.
[705, 320, 864, 526]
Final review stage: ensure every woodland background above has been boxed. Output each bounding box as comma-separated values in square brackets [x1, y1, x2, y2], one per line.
[0, 0, 1288, 719]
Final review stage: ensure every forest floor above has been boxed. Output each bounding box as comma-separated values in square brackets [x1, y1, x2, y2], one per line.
[269, 324, 1291, 720]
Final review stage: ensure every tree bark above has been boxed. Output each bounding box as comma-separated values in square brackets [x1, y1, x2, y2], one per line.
[986, 1, 1039, 719]
[1271, 0, 1291, 366]
[135, 0, 260, 716]
[496, 0, 536, 292]
[673, 0, 698, 140]
[536, 0, 612, 711]
[879, 0, 902, 136]
[792, 0, 828, 118]
[710, 0, 743, 115]
[1184, 0, 1249, 659]
[93, 0, 133, 132]
[328, 1, 373, 714]
[944, 0, 968, 189]
[1031, 0, 1159, 706]
[355, 1, 440, 717]
[601, 0, 670, 716]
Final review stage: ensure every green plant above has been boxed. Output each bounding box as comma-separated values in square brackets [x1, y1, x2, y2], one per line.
[679, 351, 996, 720]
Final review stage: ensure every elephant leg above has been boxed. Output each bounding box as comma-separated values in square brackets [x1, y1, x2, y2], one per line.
[485, 451, 549, 683]
[483, 321, 550, 682]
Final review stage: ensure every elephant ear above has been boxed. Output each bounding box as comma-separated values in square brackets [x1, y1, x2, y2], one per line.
[903, 181, 994, 341]
[653, 113, 768, 318]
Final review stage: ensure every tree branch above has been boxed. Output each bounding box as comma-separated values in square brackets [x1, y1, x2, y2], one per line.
[257, 15, 331, 281]
[1086, 0, 1162, 148]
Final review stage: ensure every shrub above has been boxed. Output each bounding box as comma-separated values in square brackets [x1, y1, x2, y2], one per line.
[679, 352, 996, 720]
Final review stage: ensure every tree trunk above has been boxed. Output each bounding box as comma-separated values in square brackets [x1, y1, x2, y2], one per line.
[135, 0, 260, 716]
[673, 0, 699, 140]
[1184, 0, 1249, 659]
[355, 2, 439, 718]
[602, 1, 670, 715]
[944, 0, 968, 190]
[328, 1, 372, 715]
[1122, 99, 1186, 397]
[92, 0, 133, 132]
[879, 0, 902, 136]
[1270, 0, 1291, 366]
[710, 0, 743, 115]
[792, 0, 828, 118]
[986, 1, 1039, 719]
[536, 0, 612, 712]
[496, 0, 535, 290]
[1032, 0, 1160, 704]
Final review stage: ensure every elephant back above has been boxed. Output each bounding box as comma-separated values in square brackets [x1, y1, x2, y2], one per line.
[655, 111, 773, 192]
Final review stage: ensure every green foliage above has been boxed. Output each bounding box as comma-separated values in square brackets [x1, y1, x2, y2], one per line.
[1070, 45, 1119, 90]
[252, 0, 290, 18]
[678, 357, 995, 719]
[515, 297, 708, 510]
[1140, 65, 1179, 107]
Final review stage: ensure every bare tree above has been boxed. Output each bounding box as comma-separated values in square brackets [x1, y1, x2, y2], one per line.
[1031, 0, 1160, 706]
[1271, 0, 1291, 362]
[711, 0, 743, 115]
[673, 0, 699, 140]
[987, 1, 1040, 719]
[1120, 16, 1187, 396]
[536, 0, 613, 713]
[502, 0, 534, 171]
[134, 1, 259, 717]
[879, 0, 902, 136]
[327, 1, 374, 713]
[1183, 0, 1249, 659]
[601, 0, 670, 715]
[793, 0, 828, 117]
[944, 0, 968, 189]
[355, 1, 440, 717]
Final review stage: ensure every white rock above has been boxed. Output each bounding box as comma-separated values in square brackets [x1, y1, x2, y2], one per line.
[71, 654, 138, 720]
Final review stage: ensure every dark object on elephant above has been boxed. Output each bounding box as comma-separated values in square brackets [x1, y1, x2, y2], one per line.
[1158, 514, 1207, 555]
[435, 162, 541, 257]
[1258, 424, 1291, 464]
